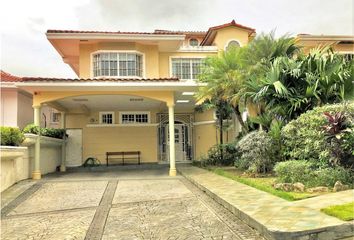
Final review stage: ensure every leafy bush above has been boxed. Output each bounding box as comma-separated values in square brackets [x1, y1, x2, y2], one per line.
[281, 103, 354, 167]
[311, 167, 353, 188]
[274, 160, 353, 187]
[274, 160, 314, 184]
[235, 130, 275, 173]
[23, 124, 66, 139]
[198, 143, 238, 166]
[0, 126, 25, 146]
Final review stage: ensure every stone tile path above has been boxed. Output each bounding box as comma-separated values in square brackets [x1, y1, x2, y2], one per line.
[1, 167, 263, 240]
[178, 165, 354, 240]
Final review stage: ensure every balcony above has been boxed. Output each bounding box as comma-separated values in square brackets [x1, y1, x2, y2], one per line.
[178, 45, 218, 52]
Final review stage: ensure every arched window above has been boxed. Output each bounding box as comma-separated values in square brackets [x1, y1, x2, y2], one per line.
[225, 40, 240, 51]
[189, 38, 199, 47]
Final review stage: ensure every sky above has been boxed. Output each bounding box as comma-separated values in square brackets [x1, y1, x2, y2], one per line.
[1, 0, 353, 78]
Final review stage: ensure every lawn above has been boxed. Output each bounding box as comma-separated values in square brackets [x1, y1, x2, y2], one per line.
[209, 167, 324, 201]
[321, 202, 354, 221]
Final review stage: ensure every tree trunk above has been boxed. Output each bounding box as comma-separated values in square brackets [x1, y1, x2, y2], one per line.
[232, 106, 248, 133]
[219, 113, 224, 161]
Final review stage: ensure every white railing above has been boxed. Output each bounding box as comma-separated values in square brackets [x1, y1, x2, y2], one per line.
[178, 46, 218, 52]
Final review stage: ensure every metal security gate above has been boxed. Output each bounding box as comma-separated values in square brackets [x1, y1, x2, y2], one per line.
[157, 113, 193, 162]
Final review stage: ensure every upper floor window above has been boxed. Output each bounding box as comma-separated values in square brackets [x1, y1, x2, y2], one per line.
[225, 40, 240, 51]
[171, 58, 203, 80]
[189, 38, 199, 46]
[93, 52, 143, 78]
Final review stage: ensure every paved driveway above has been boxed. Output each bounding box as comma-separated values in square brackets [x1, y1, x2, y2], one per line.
[1, 166, 264, 240]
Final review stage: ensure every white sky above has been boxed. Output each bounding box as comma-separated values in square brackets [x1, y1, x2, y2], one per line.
[1, 0, 353, 78]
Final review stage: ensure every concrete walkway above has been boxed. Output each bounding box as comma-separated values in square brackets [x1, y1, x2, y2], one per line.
[1, 166, 264, 240]
[178, 165, 354, 240]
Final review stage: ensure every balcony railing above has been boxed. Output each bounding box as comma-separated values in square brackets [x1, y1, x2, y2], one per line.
[178, 45, 218, 52]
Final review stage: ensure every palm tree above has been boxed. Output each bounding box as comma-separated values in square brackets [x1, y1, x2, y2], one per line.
[245, 46, 353, 121]
[197, 46, 248, 133]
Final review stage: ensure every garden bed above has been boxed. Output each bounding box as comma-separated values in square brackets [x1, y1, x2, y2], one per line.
[208, 167, 328, 201]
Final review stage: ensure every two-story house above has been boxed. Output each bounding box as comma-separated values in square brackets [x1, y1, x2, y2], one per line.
[12, 20, 354, 180]
[14, 20, 256, 179]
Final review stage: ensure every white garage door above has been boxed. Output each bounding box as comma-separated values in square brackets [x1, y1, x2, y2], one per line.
[65, 129, 83, 167]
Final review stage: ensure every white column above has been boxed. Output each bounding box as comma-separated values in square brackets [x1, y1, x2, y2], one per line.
[32, 105, 41, 180]
[168, 104, 176, 176]
[60, 112, 66, 172]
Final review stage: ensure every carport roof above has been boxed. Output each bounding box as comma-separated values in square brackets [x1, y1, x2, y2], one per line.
[19, 77, 180, 82]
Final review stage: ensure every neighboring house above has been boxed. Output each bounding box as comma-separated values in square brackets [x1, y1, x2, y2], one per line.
[1, 70, 62, 129]
[297, 34, 354, 60]
[9, 20, 354, 179]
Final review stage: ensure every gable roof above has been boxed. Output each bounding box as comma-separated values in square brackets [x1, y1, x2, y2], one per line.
[201, 20, 256, 46]
[1, 70, 22, 82]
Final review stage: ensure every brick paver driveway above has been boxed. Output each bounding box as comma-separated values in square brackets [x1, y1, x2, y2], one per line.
[1, 166, 264, 240]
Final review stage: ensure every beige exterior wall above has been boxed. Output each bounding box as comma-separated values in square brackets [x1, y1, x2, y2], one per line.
[212, 26, 251, 48]
[66, 111, 159, 164]
[17, 92, 34, 129]
[1, 89, 18, 127]
[79, 42, 160, 79]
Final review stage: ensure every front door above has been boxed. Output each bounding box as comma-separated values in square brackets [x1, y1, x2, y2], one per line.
[166, 124, 185, 161]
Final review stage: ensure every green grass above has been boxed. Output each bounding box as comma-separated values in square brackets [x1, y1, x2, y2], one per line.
[321, 202, 354, 221]
[209, 168, 321, 201]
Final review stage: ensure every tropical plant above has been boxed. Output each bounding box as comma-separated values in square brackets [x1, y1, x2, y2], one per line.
[197, 46, 248, 133]
[235, 130, 276, 173]
[323, 111, 353, 167]
[200, 143, 238, 166]
[245, 46, 353, 121]
[274, 160, 353, 187]
[281, 103, 354, 167]
[0, 126, 25, 146]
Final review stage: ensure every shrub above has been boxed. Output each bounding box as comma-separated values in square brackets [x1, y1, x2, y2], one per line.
[274, 160, 314, 184]
[23, 124, 66, 139]
[281, 103, 354, 167]
[311, 167, 353, 188]
[0, 126, 25, 146]
[274, 160, 353, 187]
[235, 130, 275, 173]
[200, 143, 238, 166]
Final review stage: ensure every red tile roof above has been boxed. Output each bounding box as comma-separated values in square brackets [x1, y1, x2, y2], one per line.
[20, 77, 180, 83]
[154, 30, 207, 35]
[201, 20, 256, 45]
[47, 29, 185, 35]
[208, 20, 255, 33]
[1, 70, 22, 82]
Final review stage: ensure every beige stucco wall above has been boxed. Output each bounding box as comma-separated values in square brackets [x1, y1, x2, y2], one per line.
[66, 111, 159, 164]
[79, 42, 160, 79]
[212, 26, 251, 49]
[1, 136, 62, 192]
[17, 92, 34, 129]
[1, 89, 18, 127]
[1, 147, 29, 192]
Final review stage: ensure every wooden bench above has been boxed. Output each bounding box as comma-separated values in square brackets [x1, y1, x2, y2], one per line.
[106, 151, 141, 166]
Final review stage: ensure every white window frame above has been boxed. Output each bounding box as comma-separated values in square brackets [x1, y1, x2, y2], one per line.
[189, 38, 199, 46]
[119, 111, 151, 124]
[224, 39, 242, 51]
[169, 56, 205, 80]
[99, 111, 115, 124]
[90, 50, 146, 79]
[51, 111, 61, 124]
